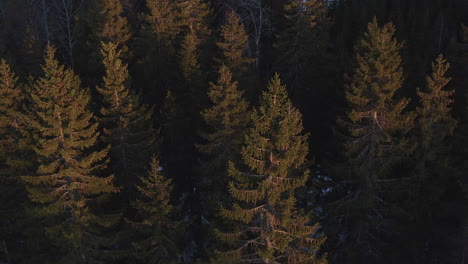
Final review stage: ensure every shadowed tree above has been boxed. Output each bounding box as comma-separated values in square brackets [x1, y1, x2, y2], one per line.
[178, 0, 212, 109]
[0, 59, 33, 264]
[275, 0, 329, 99]
[409, 54, 460, 263]
[196, 65, 250, 258]
[75, 0, 132, 84]
[97, 41, 156, 202]
[131, 156, 179, 263]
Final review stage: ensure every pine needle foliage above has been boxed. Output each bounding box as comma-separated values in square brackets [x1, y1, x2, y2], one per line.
[131, 156, 178, 263]
[97, 41, 156, 198]
[21, 46, 118, 263]
[216, 74, 327, 264]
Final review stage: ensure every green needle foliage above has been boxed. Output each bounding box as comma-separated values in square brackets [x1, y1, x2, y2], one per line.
[275, 0, 329, 98]
[178, 0, 211, 107]
[216, 12, 254, 76]
[97, 41, 156, 200]
[141, 0, 182, 48]
[408, 54, 459, 262]
[22, 45, 118, 263]
[344, 17, 414, 167]
[216, 74, 327, 264]
[131, 156, 178, 263]
[179, 0, 211, 42]
[180, 31, 202, 87]
[197, 65, 250, 227]
[417, 55, 457, 152]
[0, 59, 22, 175]
[335, 17, 415, 263]
[135, 0, 184, 108]
[90, 0, 132, 57]
[198, 65, 250, 189]
[0, 59, 31, 263]
[76, 0, 132, 82]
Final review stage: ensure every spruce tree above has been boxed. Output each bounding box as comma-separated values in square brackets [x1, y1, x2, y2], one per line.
[141, 0, 181, 48]
[334, 18, 414, 263]
[75, 0, 132, 83]
[0, 59, 21, 171]
[131, 156, 178, 263]
[416, 55, 457, 152]
[216, 12, 254, 76]
[180, 31, 203, 87]
[409, 54, 459, 262]
[178, 0, 211, 106]
[21, 45, 118, 263]
[178, 0, 211, 42]
[97, 41, 156, 201]
[197, 65, 250, 254]
[198, 65, 250, 200]
[90, 0, 132, 56]
[274, 0, 332, 156]
[0, 59, 28, 264]
[0, 58, 50, 264]
[275, 0, 329, 98]
[159, 89, 193, 194]
[216, 74, 327, 264]
[134, 0, 184, 107]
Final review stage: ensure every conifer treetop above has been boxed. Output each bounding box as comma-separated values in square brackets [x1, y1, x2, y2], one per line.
[22, 45, 117, 262]
[98, 41, 131, 115]
[178, 0, 211, 38]
[142, 0, 181, 44]
[217, 74, 326, 264]
[0, 59, 20, 128]
[89, 0, 132, 57]
[349, 17, 405, 110]
[132, 156, 178, 263]
[417, 54, 457, 149]
[344, 17, 414, 166]
[217, 12, 254, 73]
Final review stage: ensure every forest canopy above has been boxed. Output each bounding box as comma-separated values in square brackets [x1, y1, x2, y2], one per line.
[0, 0, 467, 263]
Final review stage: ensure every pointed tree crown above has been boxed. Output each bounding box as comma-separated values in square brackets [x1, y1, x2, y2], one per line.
[216, 12, 254, 73]
[217, 74, 326, 263]
[142, 0, 181, 45]
[417, 54, 457, 150]
[344, 17, 414, 166]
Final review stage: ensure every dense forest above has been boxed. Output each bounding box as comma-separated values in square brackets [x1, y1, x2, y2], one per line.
[0, 0, 468, 263]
